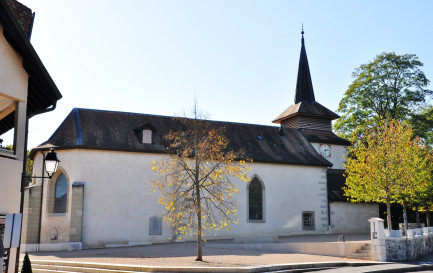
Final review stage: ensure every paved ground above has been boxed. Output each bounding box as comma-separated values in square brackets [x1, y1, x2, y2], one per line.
[26, 234, 433, 272]
[26, 235, 372, 268]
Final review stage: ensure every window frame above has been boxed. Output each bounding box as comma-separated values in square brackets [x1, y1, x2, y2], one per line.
[53, 173, 68, 214]
[0, 96, 18, 158]
[247, 176, 266, 223]
[302, 211, 315, 230]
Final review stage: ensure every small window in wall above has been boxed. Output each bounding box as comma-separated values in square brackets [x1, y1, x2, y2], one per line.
[149, 216, 162, 235]
[248, 177, 263, 221]
[302, 211, 315, 230]
[0, 95, 17, 157]
[53, 174, 67, 213]
[142, 129, 152, 144]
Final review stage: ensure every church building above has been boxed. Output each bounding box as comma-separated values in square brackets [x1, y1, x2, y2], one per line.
[22, 31, 378, 251]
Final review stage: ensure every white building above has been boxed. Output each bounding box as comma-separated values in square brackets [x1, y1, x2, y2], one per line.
[0, 0, 62, 270]
[23, 31, 377, 251]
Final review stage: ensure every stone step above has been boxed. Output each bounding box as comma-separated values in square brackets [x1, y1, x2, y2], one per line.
[28, 261, 148, 273]
[29, 259, 250, 273]
[356, 249, 371, 254]
[34, 270, 85, 273]
[32, 264, 138, 273]
[350, 252, 372, 260]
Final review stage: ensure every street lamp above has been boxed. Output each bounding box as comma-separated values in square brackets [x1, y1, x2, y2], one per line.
[29, 148, 61, 179]
[43, 148, 60, 178]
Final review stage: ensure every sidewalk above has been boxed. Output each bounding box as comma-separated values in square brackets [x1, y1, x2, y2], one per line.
[27, 241, 365, 268]
[25, 236, 375, 271]
[24, 235, 433, 272]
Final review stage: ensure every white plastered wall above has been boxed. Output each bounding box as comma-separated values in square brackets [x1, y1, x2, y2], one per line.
[0, 23, 29, 273]
[33, 149, 330, 248]
[310, 143, 347, 170]
[0, 24, 29, 215]
[330, 202, 379, 234]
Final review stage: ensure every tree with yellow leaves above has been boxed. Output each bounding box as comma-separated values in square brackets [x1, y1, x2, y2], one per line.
[151, 107, 250, 261]
[344, 120, 431, 230]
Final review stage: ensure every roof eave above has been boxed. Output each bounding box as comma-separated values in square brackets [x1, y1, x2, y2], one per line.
[0, 0, 62, 115]
[30, 145, 333, 167]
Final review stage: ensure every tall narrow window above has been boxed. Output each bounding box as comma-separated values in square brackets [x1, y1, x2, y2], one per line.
[248, 177, 263, 220]
[53, 173, 67, 213]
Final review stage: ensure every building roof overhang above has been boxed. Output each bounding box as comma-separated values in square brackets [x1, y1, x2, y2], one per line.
[273, 101, 340, 124]
[0, 0, 62, 133]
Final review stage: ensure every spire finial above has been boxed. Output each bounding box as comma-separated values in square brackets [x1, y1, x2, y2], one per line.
[301, 23, 304, 37]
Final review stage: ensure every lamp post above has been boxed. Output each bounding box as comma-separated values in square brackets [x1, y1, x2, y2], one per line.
[14, 148, 60, 273]
[32, 148, 60, 243]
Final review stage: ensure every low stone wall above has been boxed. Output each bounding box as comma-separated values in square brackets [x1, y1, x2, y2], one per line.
[386, 233, 433, 261]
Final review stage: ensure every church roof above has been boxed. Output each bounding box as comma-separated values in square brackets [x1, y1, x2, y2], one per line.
[272, 101, 340, 123]
[295, 29, 315, 104]
[299, 129, 351, 146]
[273, 30, 339, 124]
[32, 108, 333, 167]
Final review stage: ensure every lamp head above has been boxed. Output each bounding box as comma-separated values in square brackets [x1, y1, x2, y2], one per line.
[44, 148, 60, 178]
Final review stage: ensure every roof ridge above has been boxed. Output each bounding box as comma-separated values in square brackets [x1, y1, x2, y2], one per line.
[73, 107, 283, 129]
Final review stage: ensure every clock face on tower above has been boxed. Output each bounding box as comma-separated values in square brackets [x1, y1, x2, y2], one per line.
[319, 144, 331, 158]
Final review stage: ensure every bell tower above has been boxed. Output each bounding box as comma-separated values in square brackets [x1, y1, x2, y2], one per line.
[273, 29, 339, 131]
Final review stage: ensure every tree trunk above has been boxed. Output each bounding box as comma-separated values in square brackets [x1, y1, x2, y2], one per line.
[416, 205, 420, 227]
[427, 210, 430, 227]
[195, 176, 203, 261]
[193, 118, 203, 262]
[403, 201, 408, 236]
[386, 197, 392, 230]
[196, 196, 203, 261]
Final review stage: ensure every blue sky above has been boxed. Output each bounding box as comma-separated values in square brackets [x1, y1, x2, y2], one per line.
[14, 0, 433, 149]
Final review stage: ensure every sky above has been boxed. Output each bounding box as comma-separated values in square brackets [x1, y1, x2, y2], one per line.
[10, 0, 433, 149]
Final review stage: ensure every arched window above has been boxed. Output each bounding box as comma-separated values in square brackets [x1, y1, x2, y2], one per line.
[53, 173, 67, 213]
[248, 177, 263, 221]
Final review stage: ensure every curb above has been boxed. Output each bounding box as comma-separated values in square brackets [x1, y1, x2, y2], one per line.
[30, 260, 383, 273]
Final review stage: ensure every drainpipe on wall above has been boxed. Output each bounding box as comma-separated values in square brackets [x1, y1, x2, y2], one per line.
[326, 167, 332, 235]
[15, 102, 57, 273]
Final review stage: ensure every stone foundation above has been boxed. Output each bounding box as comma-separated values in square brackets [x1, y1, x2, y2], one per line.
[386, 232, 433, 261]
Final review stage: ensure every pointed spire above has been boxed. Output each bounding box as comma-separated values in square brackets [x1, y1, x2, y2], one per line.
[294, 27, 315, 104]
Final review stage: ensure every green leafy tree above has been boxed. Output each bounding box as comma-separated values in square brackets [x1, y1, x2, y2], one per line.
[334, 52, 431, 141]
[411, 151, 433, 226]
[25, 150, 34, 185]
[408, 107, 433, 147]
[344, 120, 431, 230]
[151, 108, 250, 261]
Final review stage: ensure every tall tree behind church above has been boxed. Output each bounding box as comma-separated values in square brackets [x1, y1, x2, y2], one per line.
[334, 52, 432, 142]
[344, 120, 431, 230]
[150, 106, 250, 261]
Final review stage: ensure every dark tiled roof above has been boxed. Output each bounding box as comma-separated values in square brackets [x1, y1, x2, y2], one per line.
[327, 169, 347, 202]
[5, 0, 32, 37]
[273, 31, 339, 125]
[299, 129, 351, 146]
[33, 108, 333, 167]
[295, 33, 315, 104]
[273, 102, 340, 123]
